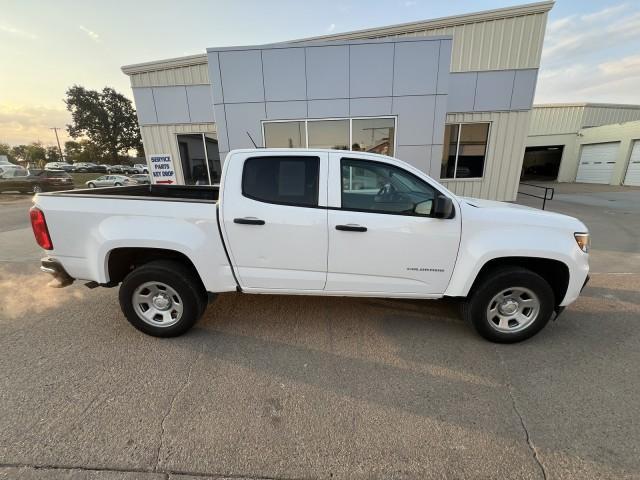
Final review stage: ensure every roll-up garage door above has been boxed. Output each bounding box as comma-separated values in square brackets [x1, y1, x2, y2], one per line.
[576, 142, 619, 184]
[623, 140, 640, 186]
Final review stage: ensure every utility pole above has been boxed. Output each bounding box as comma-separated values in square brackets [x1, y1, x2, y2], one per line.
[50, 127, 64, 161]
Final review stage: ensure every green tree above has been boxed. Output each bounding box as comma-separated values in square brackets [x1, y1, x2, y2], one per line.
[65, 85, 143, 162]
[0, 143, 13, 162]
[11, 143, 47, 168]
[65, 139, 106, 164]
[46, 146, 61, 162]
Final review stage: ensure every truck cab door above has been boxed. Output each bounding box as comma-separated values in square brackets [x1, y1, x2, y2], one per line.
[220, 152, 329, 291]
[326, 153, 461, 295]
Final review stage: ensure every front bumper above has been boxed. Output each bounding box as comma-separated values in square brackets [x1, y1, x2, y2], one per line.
[41, 257, 75, 288]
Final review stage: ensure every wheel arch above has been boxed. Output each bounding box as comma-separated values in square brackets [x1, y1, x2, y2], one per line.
[106, 247, 206, 293]
[466, 256, 570, 307]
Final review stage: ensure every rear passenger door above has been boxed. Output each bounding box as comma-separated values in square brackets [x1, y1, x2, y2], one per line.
[221, 152, 329, 291]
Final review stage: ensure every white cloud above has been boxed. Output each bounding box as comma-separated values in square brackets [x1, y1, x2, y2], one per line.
[0, 24, 37, 40]
[326, 23, 336, 33]
[0, 104, 71, 146]
[536, 3, 640, 104]
[536, 54, 640, 104]
[79, 25, 100, 43]
[542, 5, 640, 65]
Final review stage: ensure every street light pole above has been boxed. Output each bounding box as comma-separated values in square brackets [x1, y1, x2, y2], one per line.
[50, 127, 64, 161]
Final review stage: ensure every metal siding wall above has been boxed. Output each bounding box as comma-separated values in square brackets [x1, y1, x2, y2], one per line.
[583, 107, 640, 128]
[528, 106, 585, 136]
[139, 123, 216, 184]
[369, 12, 547, 71]
[440, 110, 530, 201]
[130, 63, 210, 87]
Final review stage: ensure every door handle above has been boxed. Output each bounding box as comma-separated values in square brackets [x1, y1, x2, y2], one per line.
[335, 224, 367, 232]
[234, 217, 265, 225]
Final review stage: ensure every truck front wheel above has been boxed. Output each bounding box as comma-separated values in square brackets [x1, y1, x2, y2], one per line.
[119, 260, 206, 337]
[462, 267, 555, 343]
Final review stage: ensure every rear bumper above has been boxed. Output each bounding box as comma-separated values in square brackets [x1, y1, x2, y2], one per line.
[41, 257, 75, 287]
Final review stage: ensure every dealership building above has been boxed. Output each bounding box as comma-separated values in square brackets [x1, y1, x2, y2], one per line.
[524, 103, 640, 186]
[122, 1, 554, 201]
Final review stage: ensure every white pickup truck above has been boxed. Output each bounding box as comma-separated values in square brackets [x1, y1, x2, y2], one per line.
[31, 148, 590, 343]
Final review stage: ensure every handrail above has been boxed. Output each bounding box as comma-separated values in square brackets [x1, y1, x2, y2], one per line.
[518, 182, 554, 210]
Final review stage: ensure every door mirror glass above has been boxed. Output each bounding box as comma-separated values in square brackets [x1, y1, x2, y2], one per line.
[432, 194, 454, 219]
[414, 199, 433, 216]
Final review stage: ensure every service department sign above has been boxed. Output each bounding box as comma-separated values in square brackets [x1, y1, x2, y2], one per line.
[149, 154, 177, 185]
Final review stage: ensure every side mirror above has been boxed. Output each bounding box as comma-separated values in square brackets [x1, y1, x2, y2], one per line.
[432, 194, 454, 219]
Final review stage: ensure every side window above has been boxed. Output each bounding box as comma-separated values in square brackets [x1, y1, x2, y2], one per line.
[242, 156, 320, 207]
[341, 158, 437, 216]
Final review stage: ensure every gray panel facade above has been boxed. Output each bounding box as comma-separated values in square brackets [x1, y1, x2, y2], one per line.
[447, 69, 537, 113]
[474, 71, 516, 111]
[392, 41, 439, 96]
[349, 43, 394, 98]
[186, 85, 215, 123]
[132, 87, 157, 125]
[262, 48, 307, 101]
[153, 86, 190, 124]
[218, 50, 264, 103]
[305, 46, 349, 100]
[207, 37, 453, 178]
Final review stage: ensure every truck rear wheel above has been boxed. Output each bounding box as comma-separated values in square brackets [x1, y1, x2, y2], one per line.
[462, 267, 555, 343]
[119, 260, 206, 337]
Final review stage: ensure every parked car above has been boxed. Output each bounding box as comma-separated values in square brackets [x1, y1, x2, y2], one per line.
[130, 174, 151, 185]
[104, 165, 128, 174]
[85, 175, 137, 188]
[32, 148, 590, 343]
[44, 162, 75, 172]
[0, 166, 29, 192]
[1, 169, 74, 193]
[73, 162, 103, 173]
[133, 164, 149, 174]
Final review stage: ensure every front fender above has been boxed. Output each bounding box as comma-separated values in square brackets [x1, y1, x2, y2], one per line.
[444, 225, 588, 302]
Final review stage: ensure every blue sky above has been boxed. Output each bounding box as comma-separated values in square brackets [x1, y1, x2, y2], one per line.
[1, 0, 639, 145]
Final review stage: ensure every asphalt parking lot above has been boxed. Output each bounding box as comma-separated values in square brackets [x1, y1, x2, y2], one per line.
[1, 186, 639, 479]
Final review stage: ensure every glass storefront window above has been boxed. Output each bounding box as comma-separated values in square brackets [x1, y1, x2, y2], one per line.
[440, 123, 489, 179]
[307, 119, 349, 150]
[351, 118, 395, 156]
[177, 133, 221, 185]
[263, 121, 306, 148]
[262, 117, 396, 154]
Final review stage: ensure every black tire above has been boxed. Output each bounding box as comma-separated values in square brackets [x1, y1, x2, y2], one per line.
[118, 260, 206, 337]
[114, 182, 122, 186]
[462, 266, 555, 343]
[88, 182, 96, 188]
[32, 184, 43, 194]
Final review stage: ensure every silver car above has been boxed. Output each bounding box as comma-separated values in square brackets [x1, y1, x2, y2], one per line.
[85, 175, 137, 188]
[130, 174, 151, 185]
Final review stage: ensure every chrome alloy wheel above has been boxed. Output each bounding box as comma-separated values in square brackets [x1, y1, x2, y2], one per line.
[486, 287, 540, 333]
[132, 281, 183, 327]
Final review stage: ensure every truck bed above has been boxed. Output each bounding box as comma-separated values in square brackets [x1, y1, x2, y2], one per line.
[44, 184, 219, 203]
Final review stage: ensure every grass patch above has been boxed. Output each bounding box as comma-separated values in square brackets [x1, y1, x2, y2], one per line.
[70, 173, 102, 188]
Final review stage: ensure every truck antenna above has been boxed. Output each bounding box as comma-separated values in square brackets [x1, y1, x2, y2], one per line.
[246, 132, 259, 148]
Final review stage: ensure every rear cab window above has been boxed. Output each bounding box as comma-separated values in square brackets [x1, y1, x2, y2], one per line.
[242, 156, 320, 207]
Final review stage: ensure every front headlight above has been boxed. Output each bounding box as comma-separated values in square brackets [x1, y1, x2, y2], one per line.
[574, 232, 590, 253]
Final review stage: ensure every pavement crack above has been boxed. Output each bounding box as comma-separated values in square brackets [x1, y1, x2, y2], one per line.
[497, 349, 548, 480]
[154, 341, 206, 472]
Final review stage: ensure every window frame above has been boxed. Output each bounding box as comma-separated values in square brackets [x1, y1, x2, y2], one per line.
[339, 157, 444, 218]
[174, 132, 220, 185]
[441, 121, 491, 181]
[261, 116, 398, 157]
[241, 155, 321, 208]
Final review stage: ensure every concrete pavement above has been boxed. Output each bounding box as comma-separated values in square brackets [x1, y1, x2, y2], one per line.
[0, 189, 638, 479]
